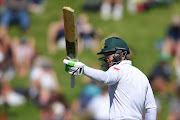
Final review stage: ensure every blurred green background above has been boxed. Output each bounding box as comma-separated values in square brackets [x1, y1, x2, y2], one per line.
[1, 0, 180, 120]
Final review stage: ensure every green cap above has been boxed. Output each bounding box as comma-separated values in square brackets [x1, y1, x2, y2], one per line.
[97, 37, 130, 55]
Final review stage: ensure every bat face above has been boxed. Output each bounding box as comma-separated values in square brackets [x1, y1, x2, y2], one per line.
[66, 39, 78, 59]
[63, 7, 78, 60]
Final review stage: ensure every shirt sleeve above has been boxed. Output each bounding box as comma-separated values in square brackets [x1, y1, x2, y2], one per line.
[83, 65, 122, 85]
[145, 108, 157, 120]
[145, 84, 157, 120]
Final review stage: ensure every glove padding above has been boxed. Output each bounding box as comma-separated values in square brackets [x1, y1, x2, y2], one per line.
[63, 59, 85, 75]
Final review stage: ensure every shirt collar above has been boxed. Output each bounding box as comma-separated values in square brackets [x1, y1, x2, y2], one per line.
[119, 60, 132, 65]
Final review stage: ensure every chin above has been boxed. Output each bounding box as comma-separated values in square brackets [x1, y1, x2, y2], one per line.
[108, 64, 113, 67]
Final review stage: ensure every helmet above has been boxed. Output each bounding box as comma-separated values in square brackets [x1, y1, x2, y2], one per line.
[97, 37, 130, 70]
[97, 37, 130, 55]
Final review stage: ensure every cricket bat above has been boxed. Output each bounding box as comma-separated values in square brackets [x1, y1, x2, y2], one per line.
[63, 7, 78, 88]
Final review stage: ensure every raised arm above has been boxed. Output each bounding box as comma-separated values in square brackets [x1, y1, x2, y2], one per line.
[83, 65, 121, 85]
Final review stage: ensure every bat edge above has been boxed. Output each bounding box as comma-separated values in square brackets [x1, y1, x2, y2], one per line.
[63, 6, 74, 12]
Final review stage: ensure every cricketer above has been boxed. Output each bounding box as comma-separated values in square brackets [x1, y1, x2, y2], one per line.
[63, 37, 157, 119]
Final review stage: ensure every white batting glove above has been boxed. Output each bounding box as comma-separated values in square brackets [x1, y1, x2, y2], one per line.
[63, 59, 85, 75]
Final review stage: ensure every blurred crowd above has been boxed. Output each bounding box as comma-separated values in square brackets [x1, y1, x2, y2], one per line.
[83, 0, 175, 21]
[0, 0, 180, 120]
[149, 14, 180, 119]
[0, 0, 71, 120]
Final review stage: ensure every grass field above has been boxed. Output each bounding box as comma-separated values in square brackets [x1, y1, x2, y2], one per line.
[1, 0, 180, 120]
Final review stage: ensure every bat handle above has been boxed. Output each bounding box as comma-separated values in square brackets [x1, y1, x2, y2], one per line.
[71, 75, 75, 88]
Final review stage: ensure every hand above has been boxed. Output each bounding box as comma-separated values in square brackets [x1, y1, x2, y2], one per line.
[63, 59, 85, 75]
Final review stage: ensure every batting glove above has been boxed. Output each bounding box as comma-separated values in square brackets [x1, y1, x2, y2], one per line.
[63, 59, 85, 75]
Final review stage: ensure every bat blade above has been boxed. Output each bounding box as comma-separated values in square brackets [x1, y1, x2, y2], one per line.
[63, 7, 78, 88]
[63, 7, 78, 59]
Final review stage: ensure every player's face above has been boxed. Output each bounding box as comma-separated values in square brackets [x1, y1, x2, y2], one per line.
[104, 52, 115, 67]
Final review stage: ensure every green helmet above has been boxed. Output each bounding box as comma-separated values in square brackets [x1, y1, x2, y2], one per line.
[97, 37, 130, 71]
[97, 37, 130, 55]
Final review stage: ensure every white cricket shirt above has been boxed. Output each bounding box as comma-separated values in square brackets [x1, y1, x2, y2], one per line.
[84, 60, 157, 120]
